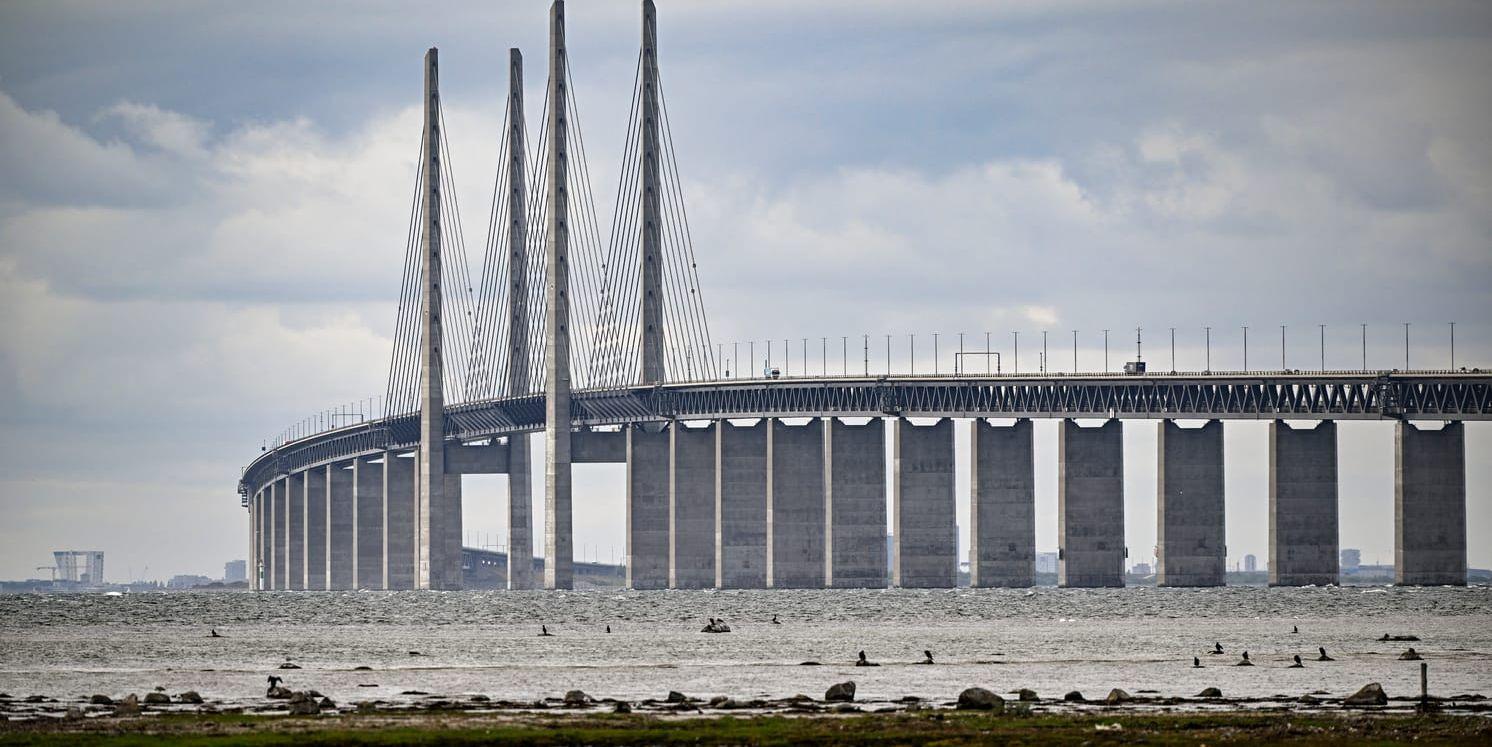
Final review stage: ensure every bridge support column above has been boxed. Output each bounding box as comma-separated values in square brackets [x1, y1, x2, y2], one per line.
[252, 491, 264, 590]
[825, 418, 886, 588]
[893, 418, 956, 588]
[306, 468, 328, 590]
[328, 462, 354, 589]
[287, 473, 305, 590]
[1059, 419, 1125, 588]
[767, 418, 826, 588]
[715, 420, 767, 588]
[1396, 421, 1466, 586]
[507, 436, 534, 590]
[627, 424, 670, 589]
[970, 418, 1035, 588]
[384, 452, 417, 590]
[1268, 421, 1338, 586]
[270, 481, 282, 590]
[354, 456, 384, 589]
[670, 422, 717, 589]
[1157, 420, 1225, 587]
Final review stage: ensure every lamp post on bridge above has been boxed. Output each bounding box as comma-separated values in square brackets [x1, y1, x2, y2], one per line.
[1280, 324, 1287, 371]
[1104, 329, 1109, 372]
[1404, 322, 1410, 369]
[1041, 330, 1048, 374]
[1013, 331, 1019, 374]
[1319, 323, 1326, 371]
[1242, 325, 1249, 372]
[1205, 326, 1211, 372]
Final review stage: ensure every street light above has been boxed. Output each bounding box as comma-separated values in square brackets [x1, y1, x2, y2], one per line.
[1319, 323, 1325, 372]
[1013, 331, 1020, 374]
[1205, 326, 1211, 372]
[1280, 325, 1287, 371]
[1403, 322, 1410, 369]
[1243, 325, 1249, 372]
[1104, 329, 1110, 372]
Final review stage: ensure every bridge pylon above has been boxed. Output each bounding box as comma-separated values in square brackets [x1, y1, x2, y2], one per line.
[543, 0, 574, 590]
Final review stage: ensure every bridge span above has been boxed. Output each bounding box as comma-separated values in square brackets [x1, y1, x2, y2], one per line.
[236, 1, 1487, 592]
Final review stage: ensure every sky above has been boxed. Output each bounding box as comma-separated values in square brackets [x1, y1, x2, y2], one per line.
[0, 0, 1489, 582]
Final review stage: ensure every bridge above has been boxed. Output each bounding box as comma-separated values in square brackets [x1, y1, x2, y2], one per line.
[238, 0, 1490, 592]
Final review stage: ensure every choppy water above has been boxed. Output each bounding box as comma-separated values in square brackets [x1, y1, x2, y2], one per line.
[1, 587, 1489, 715]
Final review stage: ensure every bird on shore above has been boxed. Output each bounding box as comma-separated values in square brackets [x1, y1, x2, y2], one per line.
[539, 625, 554, 637]
[855, 650, 879, 667]
[1193, 657, 1202, 668]
[920, 650, 935, 665]
[1236, 651, 1254, 667]
[1317, 647, 1335, 662]
[1289, 655, 1304, 668]
[1210, 642, 1224, 655]
[265, 676, 283, 696]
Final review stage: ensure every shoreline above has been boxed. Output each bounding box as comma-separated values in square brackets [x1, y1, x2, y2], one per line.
[3, 709, 1491, 745]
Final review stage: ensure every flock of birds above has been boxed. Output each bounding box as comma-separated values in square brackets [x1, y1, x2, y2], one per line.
[1189, 625, 1424, 669]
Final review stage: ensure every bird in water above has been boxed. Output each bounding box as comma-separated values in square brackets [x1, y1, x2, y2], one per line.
[920, 650, 935, 665]
[1399, 647, 1423, 661]
[1317, 647, 1334, 662]
[855, 650, 879, 667]
[1193, 656, 1202, 668]
[209, 629, 223, 638]
[1292, 625, 1299, 634]
[1236, 651, 1254, 666]
[1289, 654, 1304, 668]
[606, 625, 611, 634]
[1210, 642, 1224, 655]
[539, 625, 554, 637]
[771, 614, 781, 625]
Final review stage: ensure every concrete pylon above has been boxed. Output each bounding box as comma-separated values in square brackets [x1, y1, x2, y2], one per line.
[505, 48, 535, 591]
[1395, 421, 1466, 586]
[543, 0, 575, 590]
[639, 0, 664, 383]
[416, 47, 461, 590]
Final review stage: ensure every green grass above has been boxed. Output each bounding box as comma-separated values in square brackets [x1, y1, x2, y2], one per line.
[3, 710, 1489, 746]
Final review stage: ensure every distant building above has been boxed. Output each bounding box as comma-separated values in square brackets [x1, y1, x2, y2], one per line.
[1036, 552, 1059, 574]
[223, 560, 247, 583]
[1340, 548, 1361, 571]
[1130, 562, 1152, 576]
[166, 574, 213, 589]
[53, 550, 104, 584]
[1244, 554, 1258, 573]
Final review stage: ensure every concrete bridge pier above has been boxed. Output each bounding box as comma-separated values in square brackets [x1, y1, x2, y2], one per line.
[1059, 419, 1125, 588]
[253, 490, 266, 590]
[328, 463, 354, 589]
[825, 418, 887, 588]
[270, 481, 282, 590]
[506, 436, 534, 590]
[893, 418, 956, 589]
[715, 420, 767, 588]
[1396, 421, 1467, 586]
[1268, 421, 1338, 586]
[627, 424, 670, 589]
[354, 456, 384, 589]
[286, 472, 305, 590]
[305, 467, 327, 590]
[969, 418, 1035, 588]
[670, 422, 717, 589]
[384, 452, 417, 590]
[767, 418, 826, 588]
[1156, 420, 1225, 587]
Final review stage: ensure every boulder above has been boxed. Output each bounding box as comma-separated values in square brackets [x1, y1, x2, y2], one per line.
[1105, 689, 1132, 705]
[824, 681, 857, 702]
[177, 691, 204, 705]
[143, 692, 170, 705]
[1063, 690, 1084, 702]
[1344, 683, 1388, 707]
[89, 694, 113, 705]
[1017, 688, 1038, 701]
[613, 700, 631, 714]
[956, 687, 1005, 712]
[666, 690, 688, 703]
[65, 706, 84, 720]
[563, 690, 590, 705]
[286, 692, 319, 715]
[115, 694, 140, 716]
[318, 697, 336, 710]
[1196, 687, 1223, 698]
[267, 686, 293, 699]
[277, 662, 302, 670]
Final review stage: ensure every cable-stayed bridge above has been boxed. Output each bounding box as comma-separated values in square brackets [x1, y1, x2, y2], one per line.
[238, 0, 1491, 592]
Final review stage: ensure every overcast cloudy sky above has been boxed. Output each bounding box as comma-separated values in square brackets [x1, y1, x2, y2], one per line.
[1, 1, 1488, 582]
